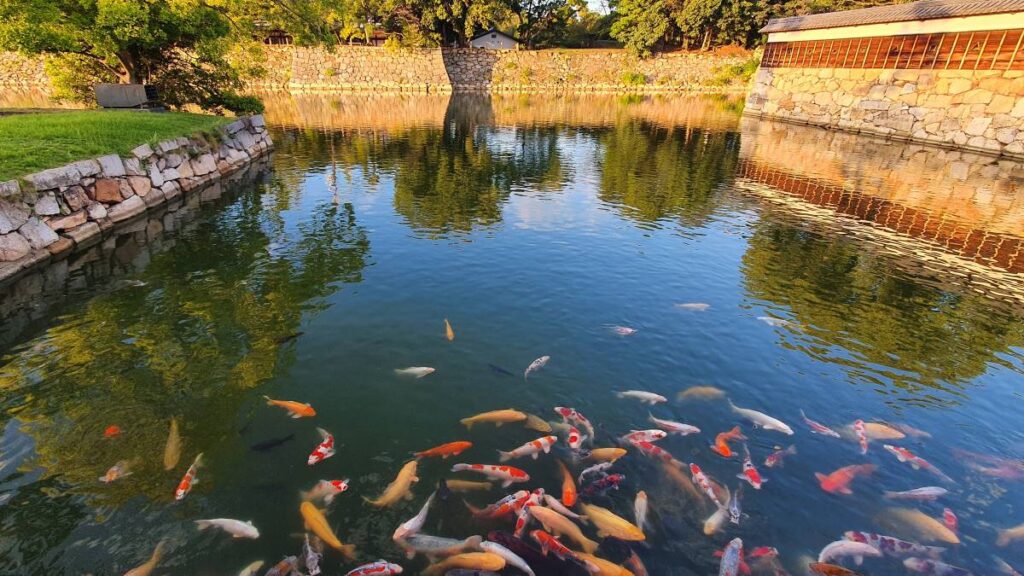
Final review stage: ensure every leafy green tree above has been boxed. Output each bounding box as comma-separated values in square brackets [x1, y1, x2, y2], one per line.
[610, 0, 670, 57]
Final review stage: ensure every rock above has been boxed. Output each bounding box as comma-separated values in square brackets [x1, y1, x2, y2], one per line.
[18, 217, 58, 248]
[46, 236, 74, 257]
[251, 115, 265, 128]
[163, 153, 184, 168]
[964, 117, 993, 136]
[70, 159, 101, 178]
[123, 157, 146, 176]
[63, 221, 101, 247]
[132, 143, 154, 159]
[0, 232, 31, 261]
[160, 181, 182, 201]
[34, 193, 61, 216]
[996, 128, 1019, 144]
[142, 187, 166, 208]
[60, 186, 89, 212]
[162, 167, 181, 181]
[157, 139, 179, 153]
[148, 163, 165, 187]
[176, 160, 194, 178]
[0, 200, 30, 234]
[191, 154, 217, 176]
[226, 119, 246, 134]
[118, 179, 135, 200]
[0, 180, 19, 198]
[47, 210, 87, 232]
[23, 165, 81, 190]
[128, 176, 152, 197]
[947, 78, 972, 95]
[92, 178, 123, 203]
[97, 154, 126, 177]
[107, 195, 146, 223]
[86, 202, 107, 220]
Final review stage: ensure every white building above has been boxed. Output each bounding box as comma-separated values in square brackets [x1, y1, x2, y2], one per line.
[469, 28, 520, 50]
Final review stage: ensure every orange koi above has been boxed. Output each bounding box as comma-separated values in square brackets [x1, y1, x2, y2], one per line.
[263, 396, 316, 418]
[415, 441, 473, 459]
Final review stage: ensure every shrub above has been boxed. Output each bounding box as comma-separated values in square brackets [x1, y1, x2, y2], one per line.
[709, 57, 759, 87]
[621, 71, 647, 86]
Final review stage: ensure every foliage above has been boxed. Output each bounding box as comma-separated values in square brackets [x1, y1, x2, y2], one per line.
[0, 111, 230, 181]
[709, 54, 759, 86]
[610, 0, 670, 57]
[621, 71, 647, 86]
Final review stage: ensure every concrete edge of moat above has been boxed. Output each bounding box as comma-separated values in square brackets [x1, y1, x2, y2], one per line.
[0, 115, 273, 286]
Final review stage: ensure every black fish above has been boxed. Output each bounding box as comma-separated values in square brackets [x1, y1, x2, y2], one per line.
[438, 478, 451, 502]
[487, 363, 515, 377]
[275, 332, 304, 345]
[249, 433, 295, 452]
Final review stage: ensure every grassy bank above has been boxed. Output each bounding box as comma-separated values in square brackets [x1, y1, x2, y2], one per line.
[0, 111, 231, 181]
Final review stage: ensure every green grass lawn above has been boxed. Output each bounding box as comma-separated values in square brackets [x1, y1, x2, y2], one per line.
[0, 110, 232, 181]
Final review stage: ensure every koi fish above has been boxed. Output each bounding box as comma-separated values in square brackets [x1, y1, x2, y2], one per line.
[818, 540, 882, 565]
[523, 414, 553, 433]
[808, 563, 860, 576]
[994, 556, 1023, 576]
[345, 560, 404, 576]
[553, 407, 595, 439]
[883, 487, 948, 501]
[621, 429, 667, 443]
[877, 507, 960, 544]
[610, 325, 637, 336]
[634, 490, 649, 530]
[466, 491, 529, 518]
[451, 464, 529, 488]
[124, 539, 166, 576]
[616, 390, 667, 405]
[583, 473, 624, 496]
[543, 493, 583, 520]
[394, 367, 435, 379]
[704, 505, 728, 536]
[676, 302, 710, 311]
[728, 483, 743, 524]
[579, 502, 645, 541]
[529, 507, 598, 553]
[530, 529, 583, 563]
[103, 425, 121, 439]
[903, 558, 975, 576]
[366, 461, 419, 507]
[690, 463, 724, 508]
[488, 363, 515, 377]
[513, 489, 544, 537]
[415, 441, 472, 459]
[883, 445, 954, 483]
[764, 445, 797, 468]
[678, 386, 725, 401]
[843, 531, 946, 558]
[461, 409, 527, 429]
[393, 492, 435, 540]
[729, 400, 793, 434]
[301, 479, 350, 505]
[264, 556, 299, 576]
[648, 413, 700, 435]
[236, 560, 264, 576]
[303, 533, 322, 576]
[997, 523, 1024, 546]
[163, 418, 181, 470]
[815, 464, 876, 495]
[557, 460, 577, 507]
[524, 356, 550, 379]
[801, 410, 840, 438]
[579, 461, 613, 484]
[719, 538, 744, 576]
[480, 541, 534, 576]
[588, 448, 628, 462]
[308, 428, 335, 466]
[396, 534, 482, 560]
[443, 479, 492, 492]
[99, 460, 132, 483]
[423, 552, 506, 575]
[445, 318, 455, 341]
[499, 436, 557, 462]
[854, 420, 868, 454]
[943, 508, 958, 533]
[711, 426, 747, 458]
[194, 518, 259, 539]
[174, 453, 203, 501]
[300, 501, 356, 559]
[249, 433, 295, 452]
[736, 445, 763, 489]
[852, 422, 906, 441]
[566, 426, 585, 451]
[757, 316, 790, 327]
[263, 396, 316, 418]
[578, 552, 633, 576]
[633, 440, 675, 463]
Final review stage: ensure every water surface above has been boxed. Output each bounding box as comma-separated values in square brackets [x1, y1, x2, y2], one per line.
[0, 93, 1022, 575]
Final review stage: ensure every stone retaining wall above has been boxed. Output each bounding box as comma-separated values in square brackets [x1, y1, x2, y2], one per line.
[745, 66, 1024, 158]
[0, 52, 47, 90]
[0, 115, 272, 285]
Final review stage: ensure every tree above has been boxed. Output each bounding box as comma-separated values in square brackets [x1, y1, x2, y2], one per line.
[0, 0, 259, 112]
[610, 0, 670, 57]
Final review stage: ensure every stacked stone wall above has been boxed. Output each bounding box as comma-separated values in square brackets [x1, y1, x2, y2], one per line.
[0, 52, 47, 89]
[0, 116, 272, 284]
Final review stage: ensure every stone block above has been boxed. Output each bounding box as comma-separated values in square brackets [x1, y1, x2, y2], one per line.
[962, 89, 994, 105]
[162, 167, 181, 181]
[97, 154, 126, 177]
[0, 232, 31, 261]
[996, 128, 1019, 144]
[177, 160, 194, 179]
[47, 210, 87, 232]
[859, 100, 889, 111]
[987, 95, 1015, 114]
[965, 117, 993, 136]
[34, 193, 60, 216]
[0, 200, 30, 234]
[70, 159, 101, 178]
[148, 163, 165, 187]
[191, 154, 217, 176]
[123, 157, 145, 177]
[86, 202, 107, 220]
[157, 139, 179, 153]
[142, 187, 166, 208]
[92, 178, 123, 203]
[63, 221, 101, 247]
[118, 179, 135, 200]
[160, 181, 181, 202]
[948, 78, 973, 95]
[107, 195, 146, 223]
[23, 165, 81, 190]
[0, 180, 19, 198]
[18, 217, 58, 248]
[128, 176, 152, 197]
[163, 153, 184, 168]
[46, 236, 74, 257]
[132, 143, 154, 159]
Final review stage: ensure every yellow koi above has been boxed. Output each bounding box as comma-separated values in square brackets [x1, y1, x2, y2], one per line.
[460, 409, 527, 429]
[299, 502, 355, 560]
[364, 461, 418, 507]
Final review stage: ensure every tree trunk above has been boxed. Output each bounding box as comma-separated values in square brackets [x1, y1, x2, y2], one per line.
[116, 50, 142, 84]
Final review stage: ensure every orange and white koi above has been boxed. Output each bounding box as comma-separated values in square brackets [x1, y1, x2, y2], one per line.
[451, 463, 529, 488]
[514, 489, 545, 536]
[345, 560, 404, 576]
[737, 444, 764, 489]
[883, 445, 954, 483]
[690, 463, 724, 508]
[466, 490, 530, 518]
[99, 460, 132, 483]
[557, 460, 577, 507]
[815, 464, 876, 495]
[711, 426, 747, 458]
[174, 453, 203, 501]
[444, 318, 455, 341]
[553, 407, 595, 439]
[308, 428, 336, 466]
[633, 440, 675, 463]
[301, 479, 350, 505]
[530, 530, 582, 563]
[263, 396, 316, 418]
[943, 508, 957, 533]
[414, 441, 472, 459]
[621, 429, 667, 444]
[566, 426, 585, 451]
[854, 420, 868, 454]
[764, 445, 797, 468]
[499, 436, 557, 462]
[801, 409, 841, 438]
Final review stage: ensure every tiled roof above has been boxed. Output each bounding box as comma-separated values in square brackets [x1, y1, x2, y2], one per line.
[761, 0, 1024, 33]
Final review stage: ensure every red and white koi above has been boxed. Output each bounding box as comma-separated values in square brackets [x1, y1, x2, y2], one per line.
[854, 420, 869, 455]
[737, 445, 764, 489]
[308, 428, 336, 466]
[764, 445, 797, 468]
[719, 538, 744, 576]
[843, 531, 946, 559]
[498, 436, 557, 462]
[530, 530, 582, 563]
[583, 473, 624, 496]
[553, 407, 595, 439]
[467, 490, 530, 518]
[621, 429, 667, 444]
[174, 453, 203, 501]
[883, 445, 954, 483]
[345, 560, 404, 576]
[633, 440, 675, 463]
[883, 486, 948, 501]
[690, 463, 724, 508]
[514, 489, 545, 536]
[578, 461, 613, 484]
[943, 508, 958, 533]
[648, 413, 701, 435]
[301, 479, 350, 505]
[801, 409, 841, 438]
[451, 463, 530, 488]
[566, 426, 585, 451]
